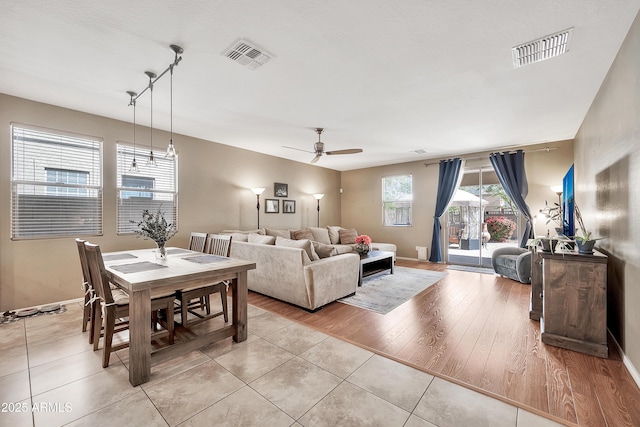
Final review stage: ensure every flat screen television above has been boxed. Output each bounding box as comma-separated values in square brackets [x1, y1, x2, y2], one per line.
[562, 164, 575, 238]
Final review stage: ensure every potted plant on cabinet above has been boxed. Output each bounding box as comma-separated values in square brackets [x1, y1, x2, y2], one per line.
[573, 204, 605, 255]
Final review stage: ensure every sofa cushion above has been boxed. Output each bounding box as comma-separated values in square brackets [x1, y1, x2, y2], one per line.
[291, 228, 314, 241]
[266, 228, 292, 238]
[338, 228, 358, 244]
[312, 241, 338, 258]
[327, 226, 343, 244]
[248, 234, 276, 245]
[333, 244, 355, 255]
[309, 227, 331, 245]
[275, 236, 319, 261]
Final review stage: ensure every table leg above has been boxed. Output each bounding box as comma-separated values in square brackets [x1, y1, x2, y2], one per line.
[129, 288, 151, 386]
[233, 272, 248, 342]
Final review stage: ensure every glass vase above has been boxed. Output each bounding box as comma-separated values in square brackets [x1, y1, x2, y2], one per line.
[155, 243, 167, 260]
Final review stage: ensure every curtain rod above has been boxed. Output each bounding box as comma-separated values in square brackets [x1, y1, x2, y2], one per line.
[423, 146, 558, 167]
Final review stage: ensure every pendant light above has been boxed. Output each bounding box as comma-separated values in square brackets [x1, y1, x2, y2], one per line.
[145, 71, 157, 166]
[166, 64, 177, 157]
[127, 91, 139, 172]
[126, 44, 183, 160]
[166, 44, 183, 158]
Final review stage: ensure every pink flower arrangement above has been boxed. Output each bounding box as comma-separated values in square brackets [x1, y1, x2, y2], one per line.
[355, 234, 372, 245]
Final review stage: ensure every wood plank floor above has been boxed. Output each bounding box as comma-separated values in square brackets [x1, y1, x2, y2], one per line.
[247, 259, 640, 427]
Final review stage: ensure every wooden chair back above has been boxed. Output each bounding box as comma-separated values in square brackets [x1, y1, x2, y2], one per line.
[84, 242, 116, 306]
[205, 234, 232, 257]
[75, 238, 91, 287]
[188, 232, 208, 252]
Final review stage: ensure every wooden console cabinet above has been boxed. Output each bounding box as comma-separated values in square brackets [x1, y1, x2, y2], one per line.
[529, 247, 543, 321]
[540, 249, 608, 358]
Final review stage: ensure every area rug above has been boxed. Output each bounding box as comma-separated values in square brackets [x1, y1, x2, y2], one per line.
[338, 267, 448, 315]
[447, 265, 496, 275]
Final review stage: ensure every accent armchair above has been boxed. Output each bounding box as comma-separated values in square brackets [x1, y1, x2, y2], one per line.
[491, 247, 531, 284]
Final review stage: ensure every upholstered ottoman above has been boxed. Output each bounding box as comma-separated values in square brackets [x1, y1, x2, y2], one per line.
[491, 247, 531, 284]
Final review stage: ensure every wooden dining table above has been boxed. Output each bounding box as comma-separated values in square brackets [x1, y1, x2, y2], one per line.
[102, 247, 255, 386]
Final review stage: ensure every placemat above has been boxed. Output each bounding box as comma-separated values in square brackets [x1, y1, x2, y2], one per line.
[183, 254, 229, 264]
[103, 253, 138, 262]
[110, 261, 168, 274]
[167, 248, 193, 255]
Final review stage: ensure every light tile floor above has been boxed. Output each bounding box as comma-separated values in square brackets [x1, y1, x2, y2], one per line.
[0, 301, 566, 427]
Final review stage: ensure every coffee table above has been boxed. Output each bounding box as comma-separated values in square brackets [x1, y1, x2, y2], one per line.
[358, 250, 394, 285]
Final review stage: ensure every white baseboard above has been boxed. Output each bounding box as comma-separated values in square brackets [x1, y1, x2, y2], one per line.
[609, 329, 640, 389]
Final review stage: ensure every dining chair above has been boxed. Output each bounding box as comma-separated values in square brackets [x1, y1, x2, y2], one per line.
[83, 242, 175, 368]
[188, 232, 208, 252]
[75, 238, 94, 339]
[185, 231, 209, 310]
[177, 234, 232, 326]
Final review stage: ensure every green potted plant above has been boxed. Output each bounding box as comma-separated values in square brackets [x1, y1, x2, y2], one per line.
[537, 200, 565, 252]
[573, 204, 605, 255]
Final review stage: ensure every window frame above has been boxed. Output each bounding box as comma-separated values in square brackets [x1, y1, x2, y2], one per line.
[10, 123, 103, 240]
[382, 174, 413, 227]
[116, 142, 178, 235]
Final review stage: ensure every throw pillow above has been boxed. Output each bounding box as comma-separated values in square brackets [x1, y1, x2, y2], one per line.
[248, 233, 276, 245]
[222, 229, 265, 235]
[227, 232, 248, 242]
[312, 241, 338, 258]
[326, 226, 343, 244]
[309, 227, 331, 245]
[338, 228, 358, 244]
[291, 228, 314, 241]
[275, 236, 319, 261]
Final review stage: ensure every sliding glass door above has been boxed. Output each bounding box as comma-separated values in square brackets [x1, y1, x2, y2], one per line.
[446, 167, 519, 267]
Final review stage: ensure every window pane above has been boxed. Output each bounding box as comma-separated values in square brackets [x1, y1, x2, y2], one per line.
[116, 143, 178, 234]
[382, 174, 412, 226]
[11, 124, 103, 239]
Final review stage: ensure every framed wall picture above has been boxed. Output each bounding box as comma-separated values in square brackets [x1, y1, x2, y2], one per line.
[274, 182, 288, 197]
[265, 199, 279, 213]
[283, 200, 296, 213]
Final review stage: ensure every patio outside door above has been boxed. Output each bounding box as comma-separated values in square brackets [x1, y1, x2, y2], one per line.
[446, 167, 520, 267]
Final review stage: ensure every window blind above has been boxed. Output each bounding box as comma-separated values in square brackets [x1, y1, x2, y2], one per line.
[11, 124, 103, 239]
[116, 143, 178, 234]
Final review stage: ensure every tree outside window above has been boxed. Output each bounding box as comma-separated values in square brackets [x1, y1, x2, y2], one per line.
[382, 174, 412, 226]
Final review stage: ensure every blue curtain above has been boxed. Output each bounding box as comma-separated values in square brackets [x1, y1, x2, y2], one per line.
[489, 150, 534, 247]
[429, 158, 463, 262]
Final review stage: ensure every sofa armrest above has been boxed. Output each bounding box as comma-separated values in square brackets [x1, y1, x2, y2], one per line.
[491, 246, 528, 264]
[303, 253, 360, 309]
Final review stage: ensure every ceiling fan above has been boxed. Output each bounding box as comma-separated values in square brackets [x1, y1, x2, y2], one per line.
[283, 128, 363, 163]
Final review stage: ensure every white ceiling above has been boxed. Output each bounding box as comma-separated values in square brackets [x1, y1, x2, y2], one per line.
[1, 1, 639, 171]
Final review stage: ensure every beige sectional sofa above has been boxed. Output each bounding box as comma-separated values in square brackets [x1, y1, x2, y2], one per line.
[222, 226, 396, 311]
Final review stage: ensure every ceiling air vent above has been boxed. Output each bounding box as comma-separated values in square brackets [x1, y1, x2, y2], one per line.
[223, 39, 272, 70]
[512, 27, 573, 68]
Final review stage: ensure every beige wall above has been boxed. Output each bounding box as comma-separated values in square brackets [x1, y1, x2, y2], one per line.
[574, 10, 640, 372]
[0, 94, 341, 311]
[340, 140, 574, 260]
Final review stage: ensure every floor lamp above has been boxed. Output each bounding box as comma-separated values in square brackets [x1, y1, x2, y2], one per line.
[251, 188, 265, 228]
[313, 193, 324, 227]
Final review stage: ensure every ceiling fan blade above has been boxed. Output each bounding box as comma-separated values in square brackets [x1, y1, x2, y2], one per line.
[283, 145, 315, 154]
[325, 148, 363, 155]
[310, 154, 321, 163]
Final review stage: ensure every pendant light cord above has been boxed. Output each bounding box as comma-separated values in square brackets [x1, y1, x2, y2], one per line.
[127, 44, 183, 160]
